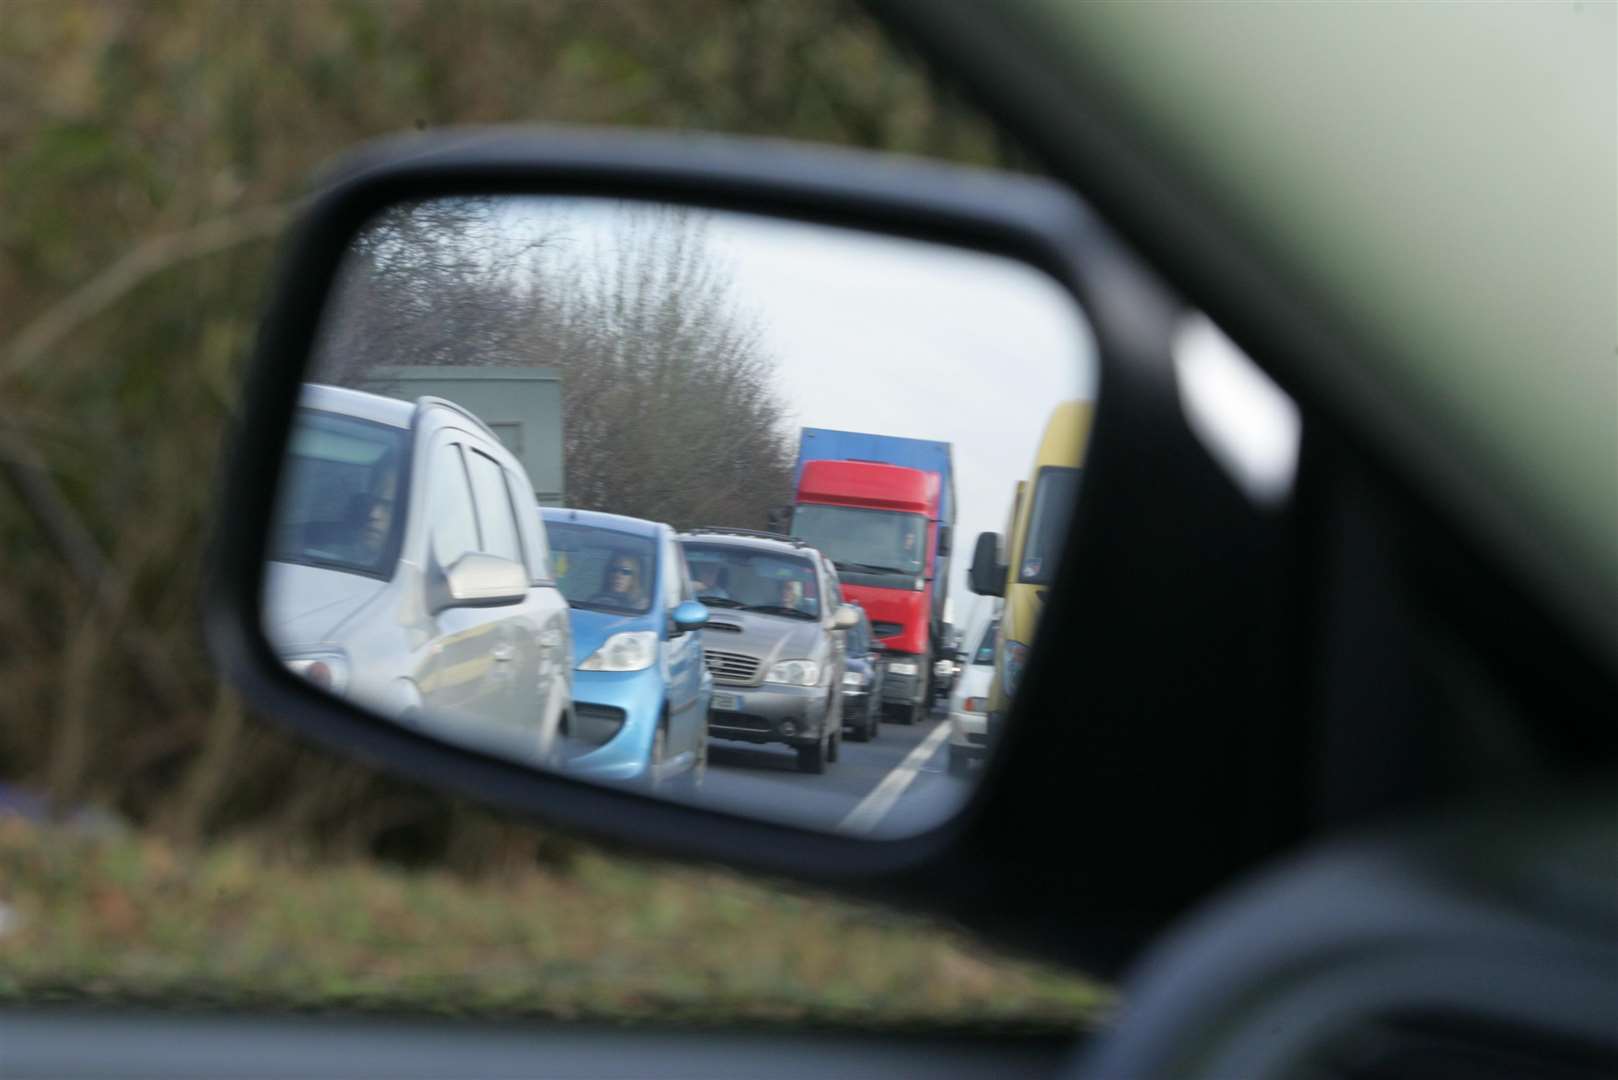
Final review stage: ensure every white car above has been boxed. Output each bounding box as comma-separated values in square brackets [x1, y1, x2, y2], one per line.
[263, 383, 573, 766]
[946, 599, 1002, 776]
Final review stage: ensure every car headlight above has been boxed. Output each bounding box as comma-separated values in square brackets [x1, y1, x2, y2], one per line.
[284, 650, 350, 695]
[841, 670, 867, 688]
[887, 661, 918, 676]
[766, 659, 821, 687]
[1002, 640, 1030, 699]
[578, 631, 657, 672]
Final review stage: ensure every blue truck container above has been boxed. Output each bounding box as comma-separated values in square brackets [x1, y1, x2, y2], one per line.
[792, 427, 957, 635]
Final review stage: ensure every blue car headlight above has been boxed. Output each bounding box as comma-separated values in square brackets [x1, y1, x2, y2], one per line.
[578, 631, 657, 672]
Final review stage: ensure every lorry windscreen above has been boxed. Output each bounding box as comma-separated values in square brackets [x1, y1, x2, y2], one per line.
[1018, 467, 1081, 585]
[790, 506, 926, 577]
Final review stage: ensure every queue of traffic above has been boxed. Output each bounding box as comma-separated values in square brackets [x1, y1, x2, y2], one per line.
[265, 381, 1087, 792]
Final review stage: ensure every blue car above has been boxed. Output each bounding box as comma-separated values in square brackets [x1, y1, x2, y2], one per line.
[541, 508, 712, 789]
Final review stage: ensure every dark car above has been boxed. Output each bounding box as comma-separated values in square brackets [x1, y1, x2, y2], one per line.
[839, 603, 885, 742]
[677, 528, 860, 774]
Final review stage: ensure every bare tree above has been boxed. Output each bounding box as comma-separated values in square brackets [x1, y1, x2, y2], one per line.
[541, 204, 795, 530]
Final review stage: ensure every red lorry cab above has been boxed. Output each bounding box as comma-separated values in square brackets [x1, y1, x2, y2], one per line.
[792, 459, 939, 659]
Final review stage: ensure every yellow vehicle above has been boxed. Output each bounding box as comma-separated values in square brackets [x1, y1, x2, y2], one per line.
[967, 400, 1094, 737]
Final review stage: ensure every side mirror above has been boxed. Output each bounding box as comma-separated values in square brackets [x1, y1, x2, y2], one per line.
[431, 553, 529, 614]
[832, 603, 860, 630]
[671, 599, 709, 634]
[969, 531, 1007, 597]
[937, 523, 952, 557]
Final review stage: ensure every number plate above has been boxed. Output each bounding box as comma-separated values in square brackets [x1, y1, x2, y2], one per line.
[711, 692, 740, 711]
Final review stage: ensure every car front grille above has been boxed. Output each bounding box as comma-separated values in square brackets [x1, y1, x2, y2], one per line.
[704, 649, 761, 685]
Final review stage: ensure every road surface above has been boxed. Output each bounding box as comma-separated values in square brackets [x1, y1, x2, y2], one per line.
[693, 700, 974, 839]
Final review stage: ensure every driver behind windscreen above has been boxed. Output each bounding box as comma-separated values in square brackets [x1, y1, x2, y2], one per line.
[588, 551, 648, 610]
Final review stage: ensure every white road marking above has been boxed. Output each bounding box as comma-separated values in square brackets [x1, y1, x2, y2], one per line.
[837, 722, 951, 836]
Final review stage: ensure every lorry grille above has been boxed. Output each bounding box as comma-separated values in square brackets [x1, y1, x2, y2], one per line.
[873, 621, 904, 639]
[704, 649, 761, 685]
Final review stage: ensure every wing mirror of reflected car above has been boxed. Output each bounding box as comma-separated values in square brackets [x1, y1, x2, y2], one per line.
[430, 552, 531, 614]
[968, 531, 1006, 598]
[671, 600, 709, 634]
[832, 604, 861, 630]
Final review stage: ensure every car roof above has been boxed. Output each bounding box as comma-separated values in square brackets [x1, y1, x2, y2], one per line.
[298, 383, 416, 428]
[677, 530, 816, 559]
[542, 506, 665, 540]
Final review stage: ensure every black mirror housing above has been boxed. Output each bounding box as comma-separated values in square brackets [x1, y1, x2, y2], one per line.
[969, 531, 1006, 597]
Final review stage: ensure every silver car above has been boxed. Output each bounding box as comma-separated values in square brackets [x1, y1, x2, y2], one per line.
[263, 384, 573, 766]
[677, 529, 859, 774]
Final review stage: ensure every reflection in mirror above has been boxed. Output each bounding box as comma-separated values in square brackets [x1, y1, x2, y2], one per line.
[264, 197, 1096, 838]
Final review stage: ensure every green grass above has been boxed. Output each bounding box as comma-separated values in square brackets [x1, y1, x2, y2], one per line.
[0, 818, 1112, 1031]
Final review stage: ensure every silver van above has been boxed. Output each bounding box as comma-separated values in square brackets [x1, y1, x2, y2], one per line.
[263, 384, 573, 766]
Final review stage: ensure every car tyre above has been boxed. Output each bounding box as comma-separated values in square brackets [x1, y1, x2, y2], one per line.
[947, 742, 970, 777]
[796, 738, 827, 774]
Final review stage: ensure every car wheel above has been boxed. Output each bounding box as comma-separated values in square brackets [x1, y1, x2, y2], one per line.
[947, 742, 970, 777]
[796, 738, 826, 774]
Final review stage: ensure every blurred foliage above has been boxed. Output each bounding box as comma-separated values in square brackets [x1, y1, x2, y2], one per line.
[0, 0, 1011, 856]
[0, 818, 1112, 1027]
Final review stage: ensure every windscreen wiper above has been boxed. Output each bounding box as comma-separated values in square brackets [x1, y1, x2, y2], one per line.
[743, 604, 818, 620]
[696, 596, 746, 608]
[835, 561, 914, 576]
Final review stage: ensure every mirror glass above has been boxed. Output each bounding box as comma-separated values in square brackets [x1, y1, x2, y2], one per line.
[262, 196, 1097, 838]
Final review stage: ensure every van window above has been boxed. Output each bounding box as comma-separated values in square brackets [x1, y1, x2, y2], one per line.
[427, 443, 480, 569]
[271, 409, 409, 579]
[465, 448, 523, 564]
[505, 471, 550, 582]
[1018, 466, 1081, 585]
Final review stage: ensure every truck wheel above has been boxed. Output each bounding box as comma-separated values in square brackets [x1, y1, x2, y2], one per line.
[796, 738, 826, 774]
[910, 702, 927, 725]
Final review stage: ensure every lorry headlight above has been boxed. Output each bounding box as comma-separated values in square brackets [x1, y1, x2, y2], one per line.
[1002, 641, 1030, 698]
[284, 650, 350, 695]
[579, 631, 657, 672]
[766, 659, 821, 687]
[841, 670, 867, 688]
